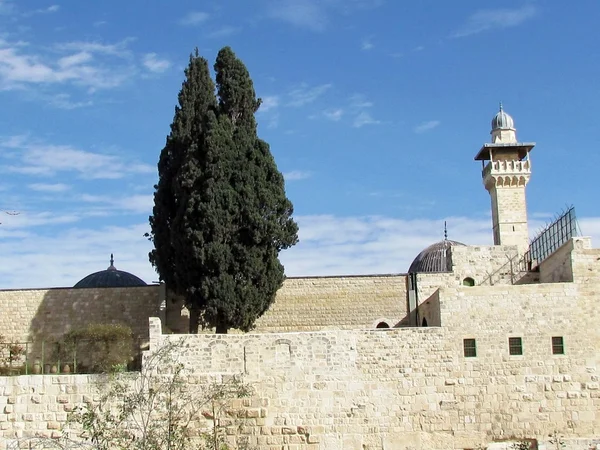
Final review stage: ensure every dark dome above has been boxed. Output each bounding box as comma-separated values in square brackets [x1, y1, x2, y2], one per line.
[408, 240, 466, 273]
[74, 254, 147, 288]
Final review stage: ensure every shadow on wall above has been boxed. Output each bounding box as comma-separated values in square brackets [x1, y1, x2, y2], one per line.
[27, 286, 161, 370]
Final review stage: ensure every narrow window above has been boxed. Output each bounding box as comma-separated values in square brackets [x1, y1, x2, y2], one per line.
[422, 318, 428, 327]
[462, 277, 475, 287]
[552, 336, 564, 355]
[463, 339, 477, 357]
[509, 337, 523, 355]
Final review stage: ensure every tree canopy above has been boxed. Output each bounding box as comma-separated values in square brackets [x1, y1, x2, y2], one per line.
[149, 47, 298, 333]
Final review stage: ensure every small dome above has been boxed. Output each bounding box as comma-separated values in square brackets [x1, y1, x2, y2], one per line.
[408, 240, 466, 273]
[74, 254, 147, 288]
[491, 103, 515, 131]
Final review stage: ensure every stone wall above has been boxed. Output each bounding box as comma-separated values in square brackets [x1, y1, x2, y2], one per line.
[142, 266, 600, 449]
[0, 286, 161, 344]
[243, 275, 406, 332]
[1, 274, 600, 449]
[539, 239, 576, 283]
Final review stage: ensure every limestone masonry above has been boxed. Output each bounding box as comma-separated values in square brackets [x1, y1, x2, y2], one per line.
[0, 107, 599, 449]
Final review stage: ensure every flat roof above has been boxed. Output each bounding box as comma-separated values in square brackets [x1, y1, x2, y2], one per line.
[474, 142, 536, 161]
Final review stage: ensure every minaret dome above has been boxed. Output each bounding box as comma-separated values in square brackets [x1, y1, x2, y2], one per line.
[490, 103, 517, 144]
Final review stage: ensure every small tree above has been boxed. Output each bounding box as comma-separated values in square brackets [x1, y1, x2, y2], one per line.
[11, 340, 254, 450]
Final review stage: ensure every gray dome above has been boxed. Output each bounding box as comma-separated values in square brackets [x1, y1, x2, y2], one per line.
[74, 254, 147, 289]
[408, 240, 466, 273]
[491, 104, 514, 130]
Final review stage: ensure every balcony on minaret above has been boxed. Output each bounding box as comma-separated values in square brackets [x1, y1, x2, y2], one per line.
[482, 158, 531, 179]
[475, 142, 535, 189]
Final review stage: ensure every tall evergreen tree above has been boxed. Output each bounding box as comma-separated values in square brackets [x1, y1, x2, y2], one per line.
[204, 46, 298, 333]
[150, 47, 298, 334]
[148, 50, 216, 295]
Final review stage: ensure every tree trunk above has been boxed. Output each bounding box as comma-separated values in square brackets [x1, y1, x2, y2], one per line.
[215, 313, 228, 334]
[189, 308, 200, 334]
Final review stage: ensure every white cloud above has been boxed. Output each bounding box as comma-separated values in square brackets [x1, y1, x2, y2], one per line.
[353, 111, 380, 128]
[323, 108, 344, 121]
[283, 170, 312, 181]
[22, 4, 60, 16]
[180, 11, 210, 26]
[58, 51, 93, 68]
[259, 95, 279, 112]
[452, 5, 537, 38]
[0, 38, 136, 92]
[28, 183, 70, 193]
[80, 194, 153, 214]
[46, 93, 93, 109]
[0, 136, 154, 179]
[1, 212, 599, 288]
[349, 94, 373, 110]
[414, 120, 440, 134]
[265, 0, 383, 31]
[361, 38, 374, 51]
[142, 53, 171, 73]
[207, 26, 241, 39]
[266, 0, 327, 31]
[55, 39, 134, 58]
[0, 222, 156, 288]
[287, 83, 332, 107]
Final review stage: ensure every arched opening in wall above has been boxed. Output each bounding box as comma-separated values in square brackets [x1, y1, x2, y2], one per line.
[462, 277, 475, 287]
[376, 322, 389, 329]
[422, 318, 428, 327]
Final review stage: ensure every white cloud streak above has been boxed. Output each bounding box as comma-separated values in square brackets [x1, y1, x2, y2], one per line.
[353, 111, 380, 128]
[265, 0, 383, 31]
[179, 11, 210, 26]
[414, 120, 440, 134]
[452, 5, 537, 38]
[283, 170, 312, 181]
[1, 213, 599, 288]
[207, 26, 241, 39]
[258, 95, 279, 112]
[0, 136, 154, 179]
[287, 83, 332, 107]
[0, 38, 136, 92]
[142, 53, 171, 73]
[28, 183, 70, 193]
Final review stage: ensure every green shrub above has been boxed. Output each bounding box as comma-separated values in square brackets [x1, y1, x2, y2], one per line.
[62, 323, 134, 373]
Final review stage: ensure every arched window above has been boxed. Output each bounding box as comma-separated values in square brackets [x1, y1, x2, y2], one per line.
[376, 322, 389, 329]
[462, 277, 475, 287]
[422, 318, 428, 327]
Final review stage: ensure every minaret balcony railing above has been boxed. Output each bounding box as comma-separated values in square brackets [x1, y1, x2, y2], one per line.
[482, 160, 531, 178]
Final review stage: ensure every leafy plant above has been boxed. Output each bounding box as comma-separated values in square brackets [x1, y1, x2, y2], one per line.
[62, 323, 134, 373]
[65, 339, 253, 449]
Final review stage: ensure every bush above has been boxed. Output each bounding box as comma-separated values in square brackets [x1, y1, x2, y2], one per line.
[62, 323, 134, 373]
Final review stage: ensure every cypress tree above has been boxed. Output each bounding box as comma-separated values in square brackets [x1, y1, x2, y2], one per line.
[148, 50, 216, 297]
[205, 46, 299, 333]
[150, 47, 298, 334]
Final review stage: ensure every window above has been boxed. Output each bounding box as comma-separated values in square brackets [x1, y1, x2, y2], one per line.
[463, 339, 477, 357]
[508, 337, 523, 355]
[462, 277, 475, 287]
[552, 336, 564, 355]
[376, 322, 390, 329]
[422, 318, 428, 327]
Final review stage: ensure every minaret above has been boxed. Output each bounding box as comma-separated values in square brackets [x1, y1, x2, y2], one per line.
[474, 104, 536, 254]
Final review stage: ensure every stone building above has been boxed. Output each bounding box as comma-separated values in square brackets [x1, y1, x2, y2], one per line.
[0, 107, 599, 449]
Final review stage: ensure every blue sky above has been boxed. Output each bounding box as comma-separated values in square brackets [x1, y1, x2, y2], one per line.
[1, 0, 599, 288]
